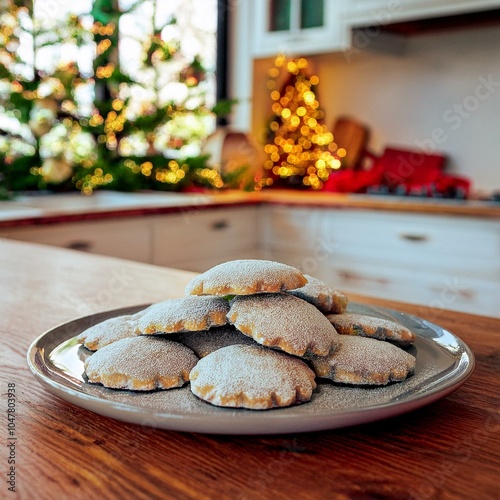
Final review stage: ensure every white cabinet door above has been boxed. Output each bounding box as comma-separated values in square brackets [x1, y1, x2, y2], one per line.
[325, 254, 500, 317]
[345, 0, 500, 28]
[261, 205, 500, 318]
[261, 205, 323, 252]
[0, 218, 152, 263]
[320, 210, 500, 279]
[261, 205, 335, 276]
[251, 0, 350, 57]
[152, 206, 261, 272]
[319, 209, 500, 317]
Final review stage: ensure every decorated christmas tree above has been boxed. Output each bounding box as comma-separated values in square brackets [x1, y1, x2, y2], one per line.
[261, 55, 341, 190]
[0, 0, 234, 197]
[0, 0, 91, 195]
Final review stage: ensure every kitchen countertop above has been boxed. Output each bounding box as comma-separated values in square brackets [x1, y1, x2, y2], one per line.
[0, 190, 259, 226]
[0, 189, 499, 227]
[2, 238, 499, 499]
[261, 190, 500, 218]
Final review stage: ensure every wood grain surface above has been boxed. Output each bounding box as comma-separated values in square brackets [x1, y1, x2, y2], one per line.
[1, 238, 499, 500]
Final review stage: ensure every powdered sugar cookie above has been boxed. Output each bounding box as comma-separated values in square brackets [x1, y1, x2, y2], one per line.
[77, 315, 138, 351]
[189, 344, 316, 410]
[177, 325, 257, 358]
[130, 304, 156, 320]
[289, 275, 348, 314]
[326, 313, 416, 346]
[136, 296, 230, 334]
[185, 259, 307, 296]
[227, 293, 339, 357]
[310, 336, 415, 385]
[84, 336, 198, 391]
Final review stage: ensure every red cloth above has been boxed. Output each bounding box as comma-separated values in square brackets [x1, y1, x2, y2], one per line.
[322, 147, 470, 197]
[373, 148, 445, 188]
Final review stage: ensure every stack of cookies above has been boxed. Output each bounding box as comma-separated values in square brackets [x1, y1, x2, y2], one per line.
[79, 259, 416, 411]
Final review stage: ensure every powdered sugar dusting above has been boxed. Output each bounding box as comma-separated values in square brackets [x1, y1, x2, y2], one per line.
[177, 325, 257, 357]
[189, 344, 316, 410]
[327, 313, 416, 345]
[130, 305, 156, 320]
[228, 293, 339, 356]
[80, 360, 441, 415]
[308, 361, 438, 411]
[185, 259, 307, 296]
[289, 274, 348, 313]
[77, 315, 138, 351]
[85, 336, 198, 391]
[310, 336, 416, 385]
[136, 296, 229, 334]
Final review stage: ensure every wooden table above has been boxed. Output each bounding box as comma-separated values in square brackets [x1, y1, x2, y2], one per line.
[1, 239, 499, 499]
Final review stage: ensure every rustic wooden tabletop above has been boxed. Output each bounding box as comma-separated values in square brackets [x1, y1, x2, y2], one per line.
[1, 239, 498, 499]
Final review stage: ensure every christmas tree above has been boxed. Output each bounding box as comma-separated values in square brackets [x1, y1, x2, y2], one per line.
[0, 0, 234, 197]
[261, 55, 341, 190]
[0, 0, 92, 195]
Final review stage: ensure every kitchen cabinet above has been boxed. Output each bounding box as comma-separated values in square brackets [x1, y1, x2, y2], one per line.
[0, 206, 262, 273]
[251, 0, 350, 57]
[248, 0, 500, 58]
[1, 201, 498, 317]
[150, 206, 261, 272]
[345, 0, 500, 28]
[232, 0, 500, 132]
[260, 205, 332, 277]
[261, 205, 500, 317]
[0, 218, 152, 263]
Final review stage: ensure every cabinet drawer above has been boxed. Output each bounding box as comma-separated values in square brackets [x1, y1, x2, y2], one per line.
[264, 247, 499, 317]
[261, 206, 324, 253]
[170, 249, 262, 274]
[327, 257, 500, 318]
[152, 207, 259, 267]
[322, 210, 500, 277]
[264, 249, 333, 280]
[0, 218, 151, 263]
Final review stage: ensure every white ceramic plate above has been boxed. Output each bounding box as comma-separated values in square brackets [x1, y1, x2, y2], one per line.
[27, 303, 474, 435]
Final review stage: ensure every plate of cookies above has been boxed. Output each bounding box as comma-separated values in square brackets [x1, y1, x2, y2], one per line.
[27, 260, 474, 435]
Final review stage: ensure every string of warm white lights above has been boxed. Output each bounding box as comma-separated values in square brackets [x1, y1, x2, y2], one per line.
[261, 55, 343, 190]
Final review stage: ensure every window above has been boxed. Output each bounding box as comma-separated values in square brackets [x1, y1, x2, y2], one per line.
[0, 0, 220, 193]
[268, 0, 324, 33]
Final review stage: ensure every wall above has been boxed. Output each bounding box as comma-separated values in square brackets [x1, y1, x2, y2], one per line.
[251, 25, 500, 195]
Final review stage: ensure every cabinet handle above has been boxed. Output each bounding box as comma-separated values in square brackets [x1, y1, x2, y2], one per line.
[399, 233, 428, 242]
[66, 241, 92, 252]
[211, 220, 229, 230]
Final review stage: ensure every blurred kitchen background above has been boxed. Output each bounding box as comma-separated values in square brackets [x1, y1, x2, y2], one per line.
[0, 0, 499, 318]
